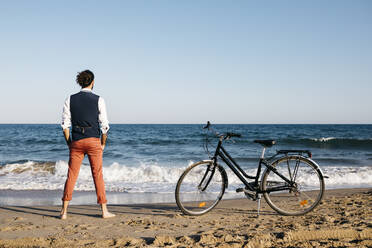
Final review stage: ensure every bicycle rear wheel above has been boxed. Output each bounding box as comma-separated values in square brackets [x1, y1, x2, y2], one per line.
[261, 156, 324, 216]
[175, 160, 226, 216]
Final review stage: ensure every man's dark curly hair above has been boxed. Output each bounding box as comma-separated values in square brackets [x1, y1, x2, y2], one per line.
[76, 70, 95, 88]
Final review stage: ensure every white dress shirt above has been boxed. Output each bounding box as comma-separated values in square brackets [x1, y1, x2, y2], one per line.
[61, 88, 110, 134]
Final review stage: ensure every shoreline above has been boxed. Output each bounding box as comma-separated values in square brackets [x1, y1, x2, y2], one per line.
[0, 190, 178, 206]
[0, 186, 370, 206]
[0, 187, 371, 247]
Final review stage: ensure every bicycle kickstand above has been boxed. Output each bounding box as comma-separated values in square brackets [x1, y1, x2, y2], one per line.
[256, 194, 262, 217]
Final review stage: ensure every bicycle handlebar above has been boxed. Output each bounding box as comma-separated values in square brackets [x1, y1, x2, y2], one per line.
[203, 121, 242, 139]
[203, 121, 211, 129]
[203, 121, 241, 158]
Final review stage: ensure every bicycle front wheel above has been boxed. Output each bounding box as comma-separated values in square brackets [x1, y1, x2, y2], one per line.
[261, 156, 324, 216]
[175, 160, 226, 216]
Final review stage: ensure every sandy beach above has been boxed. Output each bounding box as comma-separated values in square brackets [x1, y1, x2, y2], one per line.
[0, 188, 371, 247]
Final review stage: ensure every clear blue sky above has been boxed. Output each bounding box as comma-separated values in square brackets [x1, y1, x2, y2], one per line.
[0, 1, 371, 124]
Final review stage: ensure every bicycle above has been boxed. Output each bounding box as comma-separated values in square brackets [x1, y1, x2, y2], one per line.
[175, 122, 325, 216]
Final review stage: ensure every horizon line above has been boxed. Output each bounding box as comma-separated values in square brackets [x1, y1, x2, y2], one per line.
[0, 123, 371, 125]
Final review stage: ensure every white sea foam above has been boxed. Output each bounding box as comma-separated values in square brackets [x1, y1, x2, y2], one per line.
[311, 137, 336, 142]
[321, 166, 372, 188]
[0, 161, 371, 193]
[0, 160, 189, 193]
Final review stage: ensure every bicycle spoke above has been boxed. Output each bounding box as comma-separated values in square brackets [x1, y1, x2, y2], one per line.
[286, 158, 293, 182]
[293, 157, 301, 182]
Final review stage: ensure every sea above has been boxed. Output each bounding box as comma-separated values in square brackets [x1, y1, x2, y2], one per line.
[0, 124, 371, 206]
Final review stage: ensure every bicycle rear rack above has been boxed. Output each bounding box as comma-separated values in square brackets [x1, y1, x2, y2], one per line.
[277, 150, 312, 158]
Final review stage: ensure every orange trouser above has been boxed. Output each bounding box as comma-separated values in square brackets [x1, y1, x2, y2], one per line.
[62, 137, 107, 204]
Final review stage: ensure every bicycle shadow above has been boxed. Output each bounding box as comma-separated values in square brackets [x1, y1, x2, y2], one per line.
[212, 207, 278, 216]
[57, 202, 278, 217]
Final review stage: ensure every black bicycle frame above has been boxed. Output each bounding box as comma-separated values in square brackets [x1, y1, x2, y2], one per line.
[212, 139, 295, 194]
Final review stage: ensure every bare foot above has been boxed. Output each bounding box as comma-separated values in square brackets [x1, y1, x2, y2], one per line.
[102, 212, 115, 219]
[60, 213, 67, 220]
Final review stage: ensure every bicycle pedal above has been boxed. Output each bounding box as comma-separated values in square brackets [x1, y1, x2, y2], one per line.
[244, 191, 256, 200]
[236, 188, 257, 200]
[236, 188, 244, 193]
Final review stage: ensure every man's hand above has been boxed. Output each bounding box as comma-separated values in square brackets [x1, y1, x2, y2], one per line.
[63, 129, 71, 147]
[101, 133, 107, 152]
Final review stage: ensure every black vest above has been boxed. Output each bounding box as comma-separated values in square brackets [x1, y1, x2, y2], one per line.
[70, 91, 101, 141]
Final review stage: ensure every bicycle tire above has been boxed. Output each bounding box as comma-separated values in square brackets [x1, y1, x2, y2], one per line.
[261, 156, 324, 216]
[175, 160, 226, 216]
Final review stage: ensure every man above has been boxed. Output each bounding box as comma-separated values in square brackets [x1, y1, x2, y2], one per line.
[60, 70, 115, 219]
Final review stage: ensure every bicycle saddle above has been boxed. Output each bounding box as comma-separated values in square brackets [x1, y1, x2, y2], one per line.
[254, 140, 276, 147]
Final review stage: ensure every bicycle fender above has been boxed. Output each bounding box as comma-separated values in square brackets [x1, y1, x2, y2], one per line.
[189, 160, 228, 188]
[305, 157, 325, 179]
[218, 165, 228, 189]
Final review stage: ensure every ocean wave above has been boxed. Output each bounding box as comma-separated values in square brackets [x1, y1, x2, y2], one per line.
[0, 161, 55, 175]
[23, 138, 61, 145]
[322, 166, 372, 188]
[279, 137, 372, 149]
[315, 158, 363, 165]
[310, 137, 336, 142]
[0, 160, 371, 193]
[0, 161, 189, 192]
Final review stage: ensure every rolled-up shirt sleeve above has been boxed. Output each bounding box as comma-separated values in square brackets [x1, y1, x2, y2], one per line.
[61, 96, 71, 130]
[98, 97, 110, 134]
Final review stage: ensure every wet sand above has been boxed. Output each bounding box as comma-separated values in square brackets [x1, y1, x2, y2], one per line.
[0, 188, 371, 247]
